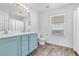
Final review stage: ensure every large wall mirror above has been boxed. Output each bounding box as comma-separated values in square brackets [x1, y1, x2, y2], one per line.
[0, 3, 30, 34]
[8, 15, 25, 33]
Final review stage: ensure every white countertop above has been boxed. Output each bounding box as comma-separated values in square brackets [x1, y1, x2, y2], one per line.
[0, 32, 37, 39]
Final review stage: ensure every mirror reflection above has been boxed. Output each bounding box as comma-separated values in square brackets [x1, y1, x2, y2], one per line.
[0, 3, 30, 34]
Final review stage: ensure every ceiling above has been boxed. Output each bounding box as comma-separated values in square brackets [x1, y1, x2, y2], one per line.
[25, 3, 73, 12]
[0, 3, 75, 17]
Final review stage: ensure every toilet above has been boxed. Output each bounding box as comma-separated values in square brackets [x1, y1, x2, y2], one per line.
[38, 33, 45, 45]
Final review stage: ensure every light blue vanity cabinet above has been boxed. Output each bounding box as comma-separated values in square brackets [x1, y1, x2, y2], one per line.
[0, 33, 38, 56]
[21, 33, 38, 55]
[28, 33, 38, 53]
[0, 36, 20, 56]
[21, 34, 29, 56]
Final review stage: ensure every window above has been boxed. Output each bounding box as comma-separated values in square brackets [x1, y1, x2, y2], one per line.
[50, 14, 64, 36]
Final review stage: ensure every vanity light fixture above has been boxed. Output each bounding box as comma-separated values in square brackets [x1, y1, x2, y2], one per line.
[11, 3, 28, 14]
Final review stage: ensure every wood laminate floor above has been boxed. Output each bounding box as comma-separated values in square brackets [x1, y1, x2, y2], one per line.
[29, 43, 77, 56]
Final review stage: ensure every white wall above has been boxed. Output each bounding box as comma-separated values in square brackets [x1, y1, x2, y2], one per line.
[29, 8, 39, 33]
[39, 5, 78, 48]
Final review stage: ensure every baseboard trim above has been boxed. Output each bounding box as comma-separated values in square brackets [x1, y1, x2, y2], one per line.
[46, 42, 73, 49]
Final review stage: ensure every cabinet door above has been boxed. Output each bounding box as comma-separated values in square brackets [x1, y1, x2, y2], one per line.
[21, 34, 28, 56]
[29, 33, 38, 53]
[0, 36, 20, 56]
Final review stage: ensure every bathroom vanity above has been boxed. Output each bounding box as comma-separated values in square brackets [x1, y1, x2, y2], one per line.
[0, 3, 38, 56]
[0, 32, 38, 56]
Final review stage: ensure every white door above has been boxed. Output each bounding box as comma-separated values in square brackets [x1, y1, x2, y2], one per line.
[73, 7, 79, 54]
